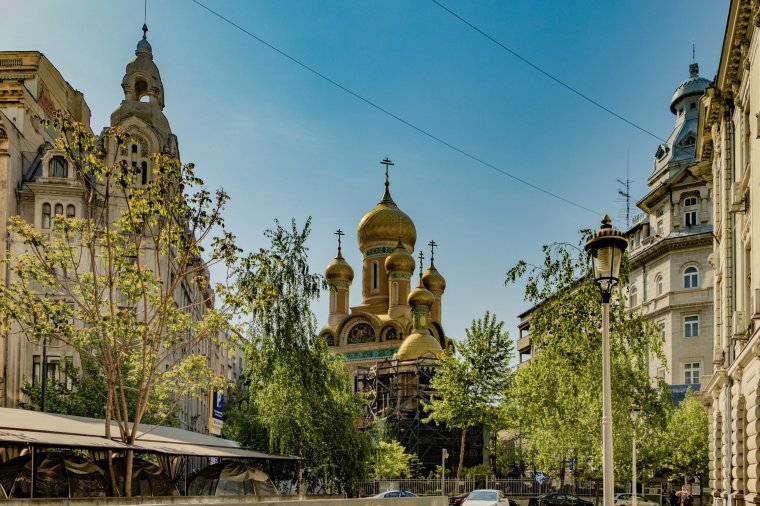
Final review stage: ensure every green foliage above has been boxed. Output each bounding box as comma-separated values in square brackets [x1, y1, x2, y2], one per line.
[654, 391, 709, 481]
[373, 440, 413, 479]
[424, 311, 513, 480]
[229, 219, 371, 494]
[462, 463, 492, 480]
[0, 113, 242, 495]
[505, 236, 671, 479]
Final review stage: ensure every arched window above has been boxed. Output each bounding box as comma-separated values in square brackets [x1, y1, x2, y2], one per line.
[131, 144, 138, 154]
[66, 205, 75, 218]
[42, 203, 51, 229]
[50, 156, 67, 178]
[392, 282, 398, 305]
[54, 203, 63, 216]
[141, 161, 148, 185]
[684, 266, 699, 289]
[629, 286, 638, 307]
[372, 262, 379, 291]
[655, 274, 663, 296]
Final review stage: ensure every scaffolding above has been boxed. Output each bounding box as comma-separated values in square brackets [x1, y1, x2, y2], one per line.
[357, 356, 484, 473]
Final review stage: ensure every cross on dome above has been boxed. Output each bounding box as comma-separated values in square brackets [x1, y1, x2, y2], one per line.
[380, 157, 394, 191]
[428, 240, 437, 263]
[418, 250, 424, 280]
[334, 228, 344, 252]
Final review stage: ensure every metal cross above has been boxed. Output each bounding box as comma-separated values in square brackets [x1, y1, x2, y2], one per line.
[428, 240, 437, 263]
[335, 229, 344, 252]
[380, 158, 394, 188]
[418, 250, 424, 280]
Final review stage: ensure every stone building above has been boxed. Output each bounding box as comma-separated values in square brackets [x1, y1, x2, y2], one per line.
[624, 62, 714, 401]
[699, 1, 760, 504]
[0, 31, 237, 433]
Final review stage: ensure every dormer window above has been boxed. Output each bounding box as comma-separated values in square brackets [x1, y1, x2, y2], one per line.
[655, 144, 670, 161]
[681, 135, 696, 147]
[50, 156, 68, 178]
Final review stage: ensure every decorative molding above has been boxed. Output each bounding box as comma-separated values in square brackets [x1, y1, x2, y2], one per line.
[341, 348, 398, 362]
[365, 246, 393, 258]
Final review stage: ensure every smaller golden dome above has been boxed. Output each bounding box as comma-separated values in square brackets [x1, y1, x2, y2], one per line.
[408, 281, 434, 308]
[422, 262, 446, 293]
[385, 238, 415, 273]
[394, 330, 442, 361]
[325, 250, 354, 284]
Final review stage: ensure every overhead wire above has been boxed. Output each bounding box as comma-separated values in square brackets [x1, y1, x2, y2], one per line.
[189, 0, 600, 216]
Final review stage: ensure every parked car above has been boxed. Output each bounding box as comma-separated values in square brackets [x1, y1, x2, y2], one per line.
[462, 489, 508, 506]
[451, 493, 470, 506]
[528, 493, 594, 506]
[614, 494, 659, 506]
[372, 490, 418, 498]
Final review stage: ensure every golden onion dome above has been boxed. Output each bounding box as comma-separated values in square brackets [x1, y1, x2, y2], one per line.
[385, 238, 416, 273]
[408, 282, 435, 309]
[394, 330, 442, 361]
[357, 187, 416, 253]
[325, 250, 354, 284]
[422, 262, 446, 293]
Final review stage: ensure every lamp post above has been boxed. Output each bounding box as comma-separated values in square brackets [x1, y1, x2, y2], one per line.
[630, 403, 641, 506]
[585, 215, 628, 506]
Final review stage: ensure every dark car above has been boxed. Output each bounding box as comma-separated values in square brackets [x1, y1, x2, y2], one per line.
[450, 493, 470, 506]
[528, 493, 594, 506]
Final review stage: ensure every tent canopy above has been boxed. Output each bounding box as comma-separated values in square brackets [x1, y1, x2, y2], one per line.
[0, 408, 298, 460]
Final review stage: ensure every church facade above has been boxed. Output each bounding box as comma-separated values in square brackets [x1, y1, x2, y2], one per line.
[319, 166, 452, 382]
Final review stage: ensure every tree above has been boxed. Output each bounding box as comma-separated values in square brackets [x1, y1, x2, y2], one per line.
[0, 113, 242, 495]
[373, 440, 413, 479]
[424, 311, 514, 482]
[656, 391, 709, 482]
[505, 237, 671, 482]
[230, 219, 371, 495]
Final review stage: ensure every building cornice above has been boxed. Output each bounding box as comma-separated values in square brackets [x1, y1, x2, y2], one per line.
[629, 232, 712, 268]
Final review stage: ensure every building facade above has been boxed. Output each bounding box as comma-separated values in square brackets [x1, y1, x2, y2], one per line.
[625, 62, 714, 400]
[0, 34, 237, 433]
[699, 1, 760, 504]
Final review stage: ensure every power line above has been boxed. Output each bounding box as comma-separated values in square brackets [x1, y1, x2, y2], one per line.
[189, 0, 600, 216]
[431, 0, 670, 146]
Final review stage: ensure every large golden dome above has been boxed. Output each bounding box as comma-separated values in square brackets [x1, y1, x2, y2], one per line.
[394, 330, 442, 361]
[325, 251, 354, 284]
[385, 239, 416, 273]
[422, 262, 446, 293]
[357, 187, 416, 253]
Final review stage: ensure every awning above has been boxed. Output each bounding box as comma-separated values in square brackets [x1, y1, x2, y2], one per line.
[0, 408, 298, 460]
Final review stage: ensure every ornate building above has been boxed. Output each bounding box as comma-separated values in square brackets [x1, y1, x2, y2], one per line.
[319, 163, 452, 382]
[0, 30, 238, 433]
[624, 62, 714, 401]
[699, 1, 760, 504]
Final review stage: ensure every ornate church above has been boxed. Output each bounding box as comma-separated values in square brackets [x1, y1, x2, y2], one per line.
[319, 160, 453, 380]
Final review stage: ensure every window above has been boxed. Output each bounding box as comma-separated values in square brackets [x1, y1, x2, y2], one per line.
[372, 262, 379, 291]
[42, 203, 51, 229]
[131, 144, 138, 154]
[684, 362, 701, 384]
[658, 322, 666, 341]
[684, 266, 699, 288]
[50, 156, 67, 178]
[657, 220, 663, 236]
[685, 210, 698, 227]
[656, 274, 663, 295]
[141, 161, 148, 185]
[392, 282, 398, 305]
[54, 203, 63, 216]
[684, 197, 698, 207]
[656, 207, 664, 217]
[66, 205, 75, 218]
[629, 286, 638, 307]
[684, 315, 700, 337]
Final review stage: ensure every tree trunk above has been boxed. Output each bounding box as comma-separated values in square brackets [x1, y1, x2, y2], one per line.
[124, 448, 134, 497]
[455, 426, 468, 493]
[297, 458, 303, 498]
[104, 389, 118, 496]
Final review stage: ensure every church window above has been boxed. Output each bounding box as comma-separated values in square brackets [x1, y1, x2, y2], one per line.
[392, 282, 398, 305]
[42, 203, 51, 229]
[131, 144, 138, 154]
[330, 291, 337, 313]
[141, 161, 148, 185]
[54, 203, 63, 216]
[50, 156, 67, 178]
[372, 262, 379, 291]
[66, 205, 75, 219]
[134, 79, 148, 102]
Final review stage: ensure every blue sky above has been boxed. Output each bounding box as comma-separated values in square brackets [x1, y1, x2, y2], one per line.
[2, 1, 728, 344]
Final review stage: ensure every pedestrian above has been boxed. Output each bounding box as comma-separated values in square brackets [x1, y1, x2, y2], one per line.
[676, 485, 693, 506]
[359, 488, 366, 498]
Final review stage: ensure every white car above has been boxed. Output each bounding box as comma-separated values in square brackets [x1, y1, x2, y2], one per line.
[371, 490, 418, 498]
[613, 494, 659, 506]
[463, 489, 508, 506]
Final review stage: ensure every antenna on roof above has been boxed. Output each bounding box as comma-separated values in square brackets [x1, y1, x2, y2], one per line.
[692, 42, 695, 63]
[617, 148, 634, 229]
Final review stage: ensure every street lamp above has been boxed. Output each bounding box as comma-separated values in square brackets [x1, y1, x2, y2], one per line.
[630, 403, 642, 506]
[585, 215, 628, 506]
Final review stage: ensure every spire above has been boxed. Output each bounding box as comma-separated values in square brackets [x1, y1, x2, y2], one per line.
[380, 157, 394, 203]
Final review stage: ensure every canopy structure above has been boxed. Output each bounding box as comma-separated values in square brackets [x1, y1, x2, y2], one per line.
[0, 408, 298, 461]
